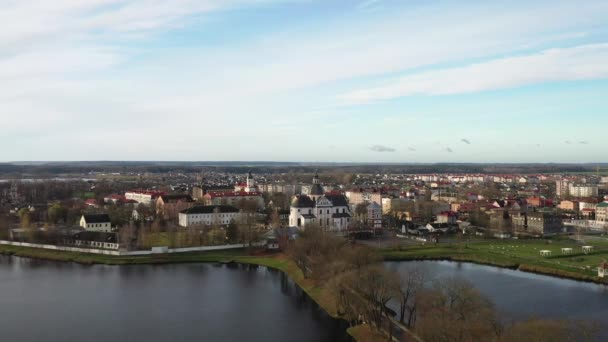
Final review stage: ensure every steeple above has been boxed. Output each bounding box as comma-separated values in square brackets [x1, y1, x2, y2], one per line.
[312, 171, 319, 184]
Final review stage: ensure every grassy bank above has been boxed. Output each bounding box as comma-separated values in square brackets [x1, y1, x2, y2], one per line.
[0, 244, 339, 315]
[380, 240, 608, 284]
[0, 244, 376, 340]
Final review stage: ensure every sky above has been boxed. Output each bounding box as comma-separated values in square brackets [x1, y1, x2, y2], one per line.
[1, 0, 608, 163]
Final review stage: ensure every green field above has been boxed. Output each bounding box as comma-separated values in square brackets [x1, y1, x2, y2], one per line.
[381, 238, 608, 282]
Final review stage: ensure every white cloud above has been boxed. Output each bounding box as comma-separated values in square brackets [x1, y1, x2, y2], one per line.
[357, 0, 381, 10]
[370, 145, 396, 152]
[338, 43, 608, 104]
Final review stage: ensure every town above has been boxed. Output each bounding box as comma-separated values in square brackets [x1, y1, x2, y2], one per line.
[2, 163, 608, 274]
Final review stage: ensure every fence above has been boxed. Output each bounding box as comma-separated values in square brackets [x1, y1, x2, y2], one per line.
[0, 240, 266, 256]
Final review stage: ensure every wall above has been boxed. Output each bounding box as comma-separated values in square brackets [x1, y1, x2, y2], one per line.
[0, 241, 120, 255]
[0, 240, 265, 256]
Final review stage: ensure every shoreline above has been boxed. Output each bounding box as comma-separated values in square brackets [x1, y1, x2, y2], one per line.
[382, 253, 607, 285]
[0, 244, 363, 340]
[6, 243, 607, 341]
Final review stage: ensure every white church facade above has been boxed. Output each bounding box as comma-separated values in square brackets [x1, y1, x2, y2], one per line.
[289, 173, 352, 232]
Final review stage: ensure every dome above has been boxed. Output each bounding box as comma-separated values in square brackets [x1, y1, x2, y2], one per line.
[310, 183, 324, 196]
[291, 195, 314, 208]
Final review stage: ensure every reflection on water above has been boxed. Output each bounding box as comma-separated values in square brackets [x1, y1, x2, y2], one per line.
[0, 256, 349, 342]
[386, 261, 608, 322]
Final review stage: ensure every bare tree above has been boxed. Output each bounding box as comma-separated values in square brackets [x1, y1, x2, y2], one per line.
[393, 266, 427, 327]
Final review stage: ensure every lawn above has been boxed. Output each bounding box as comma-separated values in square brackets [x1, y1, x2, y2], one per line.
[380, 238, 608, 282]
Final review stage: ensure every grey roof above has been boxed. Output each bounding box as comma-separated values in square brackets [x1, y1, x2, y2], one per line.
[72, 231, 117, 243]
[180, 205, 239, 214]
[325, 194, 349, 207]
[291, 195, 315, 208]
[302, 214, 317, 219]
[160, 194, 194, 203]
[82, 214, 111, 223]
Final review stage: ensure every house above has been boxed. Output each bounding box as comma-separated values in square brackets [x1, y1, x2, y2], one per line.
[156, 194, 195, 218]
[67, 231, 119, 250]
[436, 211, 458, 224]
[266, 238, 280, 251]
[84, 199, 99, 208]
[367, 202, 382, 229]
[598, 262, 608, 278]
[596, 202, 608, 222]
[80, 214, 112, 232]
[178, 205, 240, 227]
[558, 200, 579, 211]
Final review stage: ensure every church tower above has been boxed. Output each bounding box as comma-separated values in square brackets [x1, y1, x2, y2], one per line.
[309, 172, 324, 200]
[246, 171, 255, 192]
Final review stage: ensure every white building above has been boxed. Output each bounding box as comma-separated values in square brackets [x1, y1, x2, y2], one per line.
[596, 202, 608, 222]
[289, 174, 352, 232]
[178, 205, 240, 227]
[568, 184, 598, 198]
[80, 214, 112, 232]
[125, 190, 164, 205]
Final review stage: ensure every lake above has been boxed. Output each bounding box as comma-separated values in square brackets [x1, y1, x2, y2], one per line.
[3, 256, 607, 341]
[386, 260, 608, 323]
[0, 256, 349, 342]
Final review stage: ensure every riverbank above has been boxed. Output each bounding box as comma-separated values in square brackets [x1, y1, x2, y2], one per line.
[380, 240, 608, 285]
[0, 244, 381, 341]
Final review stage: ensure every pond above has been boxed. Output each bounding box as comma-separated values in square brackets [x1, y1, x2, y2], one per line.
[0, 256, 350, 342]
[386, 261, 608, 330]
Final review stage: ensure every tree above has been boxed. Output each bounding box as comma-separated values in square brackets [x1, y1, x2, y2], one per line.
[415, 278, 500, 342]
[269, 209, 281, 229]
[226, 219, 239, 244]
[118, 223, 137, 250]
[0, 215, 9, 240]
[47, 203, 67, 224]
[393, 265, 427, 327]
[355, 203, 368, 223]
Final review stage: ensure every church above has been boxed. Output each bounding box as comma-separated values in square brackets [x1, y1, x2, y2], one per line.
[234, 171, 259, 193]
[289, 173, 352, 232]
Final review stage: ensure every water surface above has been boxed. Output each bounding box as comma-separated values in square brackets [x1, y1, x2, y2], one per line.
[0, 257, 349, 342]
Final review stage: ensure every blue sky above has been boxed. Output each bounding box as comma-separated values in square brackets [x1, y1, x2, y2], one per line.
[2, 0, 608, 163]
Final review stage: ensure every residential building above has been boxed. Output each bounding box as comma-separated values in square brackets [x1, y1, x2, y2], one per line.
[67, 231, 119, 250]
[203, 191, 264, 209]
[178, 205, 240, 227]
[512, 211, 563, 236]
[367, 202, 382, 229]
[125, 190, 165, 205]
[556, 180, 570, 198]
[558, 200, 578, 211]
[80, 214, 112, 232]
[345, 188, 382, 208]
[436, 211, 458, 225]
[569, 184, 598, 198]
[156, 194, 195, 218]
[596, 202, 608, 222]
